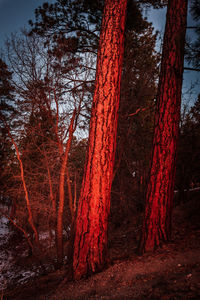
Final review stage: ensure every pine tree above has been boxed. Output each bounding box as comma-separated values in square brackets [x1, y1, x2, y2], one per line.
[73, 0, 127, 279]
[138, 0, 188, 254]
[176, 94, 200, 199]
[0, 58, 15, 205]
[112, 22, 159, 219]
[185, 0, 200, 70]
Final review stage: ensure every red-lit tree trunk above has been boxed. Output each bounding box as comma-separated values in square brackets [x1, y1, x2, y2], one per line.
[57, 109, 76, 266]
[73, 0, 127, 280]
[138, 0, 188, 254]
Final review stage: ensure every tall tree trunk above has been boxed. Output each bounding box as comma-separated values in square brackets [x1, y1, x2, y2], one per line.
[73, 0, 127, 280]
[8, 131, 39, 246]
[138, 0, 188, 254]
[66, 166, 74, 222]
[57, 109, 76, 266]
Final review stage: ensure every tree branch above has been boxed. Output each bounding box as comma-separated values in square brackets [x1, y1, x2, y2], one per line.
[184, 67, 200, 72]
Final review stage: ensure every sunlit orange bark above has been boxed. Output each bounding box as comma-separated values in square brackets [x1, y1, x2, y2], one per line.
[5, 128, 39, 245]
[66, 167, 74, 222]
[73, 0, 127, 279]
[44, 155, 56, 245]
[42, 146, 56, 215]
[57, 109, 76, 265]
[139, 0, 188, 253]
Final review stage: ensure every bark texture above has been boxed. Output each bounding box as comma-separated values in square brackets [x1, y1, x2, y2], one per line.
[139, 0, 188, 253]
[73, 0, 127, 279]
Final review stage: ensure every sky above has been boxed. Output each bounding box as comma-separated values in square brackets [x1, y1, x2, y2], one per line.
[0, 0, 199, 104]
[146, 5, 200, 104]
[0, 0, 55, 46]
[0, 0, 40, 41]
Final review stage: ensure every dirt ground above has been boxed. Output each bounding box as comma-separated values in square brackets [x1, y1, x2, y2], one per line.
[3, 195, 200, 300]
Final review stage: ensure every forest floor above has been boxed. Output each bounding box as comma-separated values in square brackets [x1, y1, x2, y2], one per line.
[2, 192, 200, 300]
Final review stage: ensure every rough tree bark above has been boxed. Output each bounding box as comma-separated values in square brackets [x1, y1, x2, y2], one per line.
[138, 0, 188, 254]
[73, 0, 127, 280]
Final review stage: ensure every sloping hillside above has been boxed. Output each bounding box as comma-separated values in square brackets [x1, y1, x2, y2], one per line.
[4, 194, 200, 300]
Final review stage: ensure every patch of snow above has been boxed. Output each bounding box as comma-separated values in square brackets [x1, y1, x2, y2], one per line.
[0, 214, 57, 290]
[0, 211, 39, 290]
